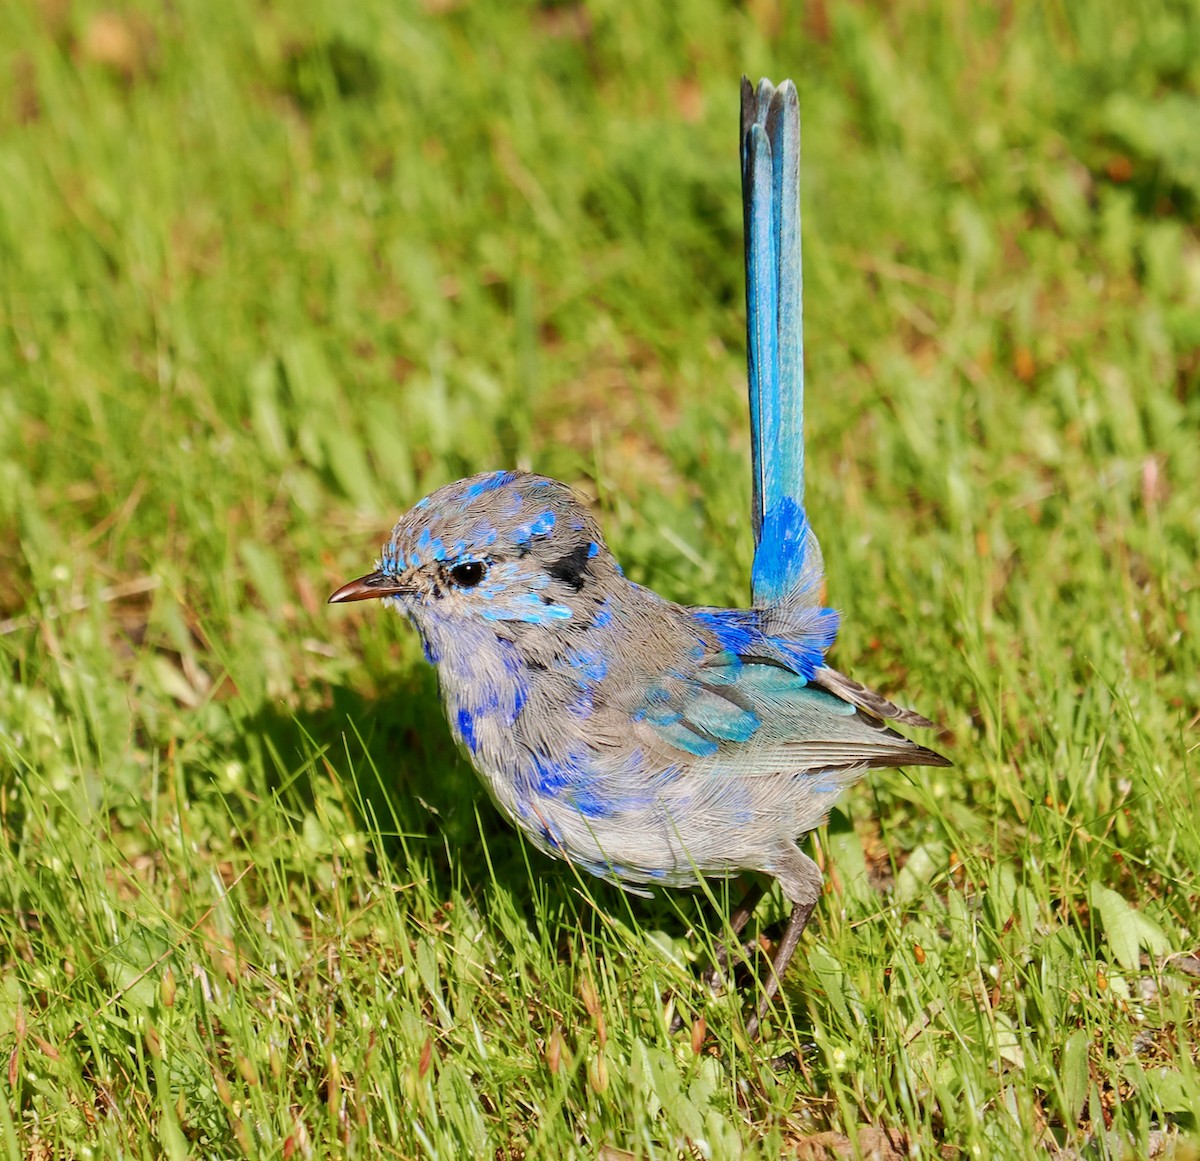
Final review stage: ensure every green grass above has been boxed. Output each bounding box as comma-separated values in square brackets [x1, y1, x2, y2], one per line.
[2, 0, 1199, 1156]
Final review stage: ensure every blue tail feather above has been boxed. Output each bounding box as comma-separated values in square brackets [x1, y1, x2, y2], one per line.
[741, 77, 813, 610]
[742, 117, 778, 545]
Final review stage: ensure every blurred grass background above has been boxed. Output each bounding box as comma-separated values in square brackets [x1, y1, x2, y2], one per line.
[1, 0, 1198, 1156]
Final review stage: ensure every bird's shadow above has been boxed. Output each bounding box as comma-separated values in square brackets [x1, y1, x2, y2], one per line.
[233, 666, 731, 958]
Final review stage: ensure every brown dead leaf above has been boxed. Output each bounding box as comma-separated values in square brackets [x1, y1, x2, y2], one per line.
[791, 1128, 913, 1160]
[674, 78, 704, 124]
[80, 11, 156, 80]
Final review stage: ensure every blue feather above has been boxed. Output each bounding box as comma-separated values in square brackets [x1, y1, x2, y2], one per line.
[741, 77, 812, 608]
[681, 688, 760, 742]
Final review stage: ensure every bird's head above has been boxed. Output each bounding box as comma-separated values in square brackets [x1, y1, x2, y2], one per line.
[328, 470, 617, 632]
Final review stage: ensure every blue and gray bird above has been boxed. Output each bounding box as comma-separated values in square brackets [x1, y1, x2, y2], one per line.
[330, 78, 949, 1032]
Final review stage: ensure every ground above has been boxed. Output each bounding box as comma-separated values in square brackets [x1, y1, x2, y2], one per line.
[1, 0, 1198, 1157]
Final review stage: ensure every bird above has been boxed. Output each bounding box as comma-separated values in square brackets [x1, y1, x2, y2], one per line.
[329, 77, 949, 1036]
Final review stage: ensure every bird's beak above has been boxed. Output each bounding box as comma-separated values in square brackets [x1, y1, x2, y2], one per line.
[327, 571, 410, 604]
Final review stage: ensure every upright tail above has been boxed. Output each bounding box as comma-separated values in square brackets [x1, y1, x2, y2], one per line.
[742, 80, 942, 733]
[741, 77, 823, 612]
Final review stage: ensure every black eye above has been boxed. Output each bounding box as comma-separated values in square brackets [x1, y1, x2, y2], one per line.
[449, 560, 486, 588]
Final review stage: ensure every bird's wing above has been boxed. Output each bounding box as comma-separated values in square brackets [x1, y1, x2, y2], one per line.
[632, 645, 949, 772]
[813, 665, 938, 730]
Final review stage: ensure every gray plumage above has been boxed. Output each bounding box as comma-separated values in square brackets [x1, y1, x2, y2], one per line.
[330, 471, 949, 1030]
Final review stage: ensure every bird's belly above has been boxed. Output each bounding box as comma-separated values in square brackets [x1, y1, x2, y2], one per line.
[473, 754, 847, 891]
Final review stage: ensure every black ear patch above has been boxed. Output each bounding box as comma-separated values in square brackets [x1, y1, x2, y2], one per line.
[546, 542, 591, 591]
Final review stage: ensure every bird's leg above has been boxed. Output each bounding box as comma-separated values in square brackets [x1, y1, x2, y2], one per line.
[743, 844, 823, 1039]
[700, 882, 763, 993]
[677, 881, 765, 1035]
[743, 897, 816, 1039]
[709, 879, 765, 980]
